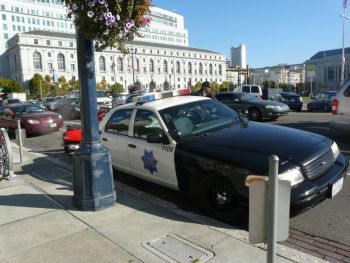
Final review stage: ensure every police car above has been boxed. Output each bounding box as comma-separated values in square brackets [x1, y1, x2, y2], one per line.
[99, 91, 349, 222]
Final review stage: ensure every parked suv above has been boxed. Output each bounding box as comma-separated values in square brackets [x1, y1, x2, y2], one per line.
[330, 82, 350, 133]
[233, 85, 263, 99]
[272, 92, 303, 112]
[307, 91, 337, 112]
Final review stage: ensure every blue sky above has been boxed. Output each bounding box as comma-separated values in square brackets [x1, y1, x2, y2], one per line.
[152, 0, 350, 68]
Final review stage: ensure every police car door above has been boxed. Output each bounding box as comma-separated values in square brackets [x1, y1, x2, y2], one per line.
[101, 108, 134, 174]
[127, 109, 178, 189]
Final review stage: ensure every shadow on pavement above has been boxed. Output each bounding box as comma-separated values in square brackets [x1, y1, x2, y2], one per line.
[12, 156, 249, 230]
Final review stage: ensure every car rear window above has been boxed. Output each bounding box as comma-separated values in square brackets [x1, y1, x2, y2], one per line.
[251, 86, 260, 93]
[242, 86, 250, 93]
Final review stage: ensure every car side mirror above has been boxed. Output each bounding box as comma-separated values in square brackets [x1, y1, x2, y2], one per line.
[146, 129, 170, 144]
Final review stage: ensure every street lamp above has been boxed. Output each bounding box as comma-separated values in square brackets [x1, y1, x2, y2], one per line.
[130, 47, 137, 85]
[340, 2, 349, 87]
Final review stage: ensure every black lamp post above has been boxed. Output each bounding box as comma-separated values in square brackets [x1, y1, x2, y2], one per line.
[130, 47, 137, 85]
[73, 30, 116, 211]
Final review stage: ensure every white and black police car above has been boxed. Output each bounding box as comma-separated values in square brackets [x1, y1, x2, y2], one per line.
[99, 90, 349, 222]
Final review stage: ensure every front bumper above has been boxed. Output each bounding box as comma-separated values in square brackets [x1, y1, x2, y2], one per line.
[262, 109, 289, 118]
[290, 154, 349, 215]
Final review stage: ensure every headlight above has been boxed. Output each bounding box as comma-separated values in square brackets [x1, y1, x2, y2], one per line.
[27, 119, 40, 124]
[58, 114, 63, 119]
[75, 107, 80, 112]
[279, 168, 304, 186]
[266, 105, 280, 109]
[300, 97, 303, 102]
[331, 142, 340, 159]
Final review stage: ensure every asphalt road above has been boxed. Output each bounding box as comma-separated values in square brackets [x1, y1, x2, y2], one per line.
[20, 112, 350, 246]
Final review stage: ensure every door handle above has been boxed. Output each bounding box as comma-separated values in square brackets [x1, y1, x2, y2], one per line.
[102, 138, 108, 141]
[128, 144, 136, 148]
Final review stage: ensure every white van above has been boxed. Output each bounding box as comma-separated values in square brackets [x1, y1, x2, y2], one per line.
[330, 81, 350, 133]
[233, 85, 263, 99]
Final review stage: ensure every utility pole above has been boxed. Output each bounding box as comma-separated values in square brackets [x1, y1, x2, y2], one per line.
[340, 1, 349, 87]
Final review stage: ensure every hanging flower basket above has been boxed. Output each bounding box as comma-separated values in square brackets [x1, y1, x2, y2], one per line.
[65, 0, 151, 52]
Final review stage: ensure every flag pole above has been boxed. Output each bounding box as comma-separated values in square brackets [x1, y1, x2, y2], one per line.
[341, 0, 348, 87]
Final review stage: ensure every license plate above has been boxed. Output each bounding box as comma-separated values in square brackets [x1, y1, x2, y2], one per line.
[331, 177, 344, 198]
[50, 123, 57, 128]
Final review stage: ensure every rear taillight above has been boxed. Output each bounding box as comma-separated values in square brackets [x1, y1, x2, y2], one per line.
[332, 99, 339, 115]
[260, 95, 263, 100]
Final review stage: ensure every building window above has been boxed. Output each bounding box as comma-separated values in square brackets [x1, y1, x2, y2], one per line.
[57, 53, 65, 70]
[199, 63, 203, 74]
[48, 63, 53, 70]
[149, 59, 154, 73]
[48, 52, 51, 57]
[71, 64, 75, 71]
[4, 33, 8, 39]
[34, 39, 38, 44]
[69, 42, 73, 47]
[163, 60, 168, 73]
[188, 62, 192, 74]
[99, 56, 106, 72]
[46, 40, 50, 45]
[1, 5, 5, 10]
[2, 14, 6, 20]
[209, 64, 213, 75]
[58, 41, 62, 46]
[135, 59, 140, 72]
[176, 61, 180, 73]
[70, 54, 74, 59]
[117, 57, 123, 72]
[3, 24, 7, 30]
[33, 52, 42, 70]
[219, 65, 222, 75]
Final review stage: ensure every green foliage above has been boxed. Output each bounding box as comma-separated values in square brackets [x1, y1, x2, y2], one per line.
[65, 0, 151, 52]
[210, 82, 220, 95]
[191, 81, 202, 93]
[68, 79, 79, 92]
[108, 82, 124, 95]
[0, 77, 23, 95]
[96, 79, 109, 91]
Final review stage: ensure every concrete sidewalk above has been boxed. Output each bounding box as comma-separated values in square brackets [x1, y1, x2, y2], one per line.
[0, 143, 326, 263]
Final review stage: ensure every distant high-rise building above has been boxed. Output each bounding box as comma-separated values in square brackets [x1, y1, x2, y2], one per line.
[230, 44, 246, 69]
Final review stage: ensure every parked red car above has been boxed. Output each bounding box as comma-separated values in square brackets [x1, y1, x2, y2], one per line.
[1, 103, 63, 136]
[62, 107, 108, 153]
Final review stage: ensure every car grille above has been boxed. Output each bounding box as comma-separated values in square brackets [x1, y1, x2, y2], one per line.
[302, 149, 334, 180]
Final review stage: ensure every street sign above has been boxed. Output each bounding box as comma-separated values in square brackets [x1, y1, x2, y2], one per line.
[248, 179, 291, 244]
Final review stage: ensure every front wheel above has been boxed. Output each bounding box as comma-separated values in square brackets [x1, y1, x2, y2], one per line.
[198, 176, 243, 223]
[248, 108, 261, 121]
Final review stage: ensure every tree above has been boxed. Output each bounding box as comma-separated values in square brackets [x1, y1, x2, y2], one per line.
[210, 82, 220, 95]
[108, 82, 124, 95]
[57, 76, 69, 96]
[68, 79, 79, 92]
[191, 81, 202, 93]
[219, 81, 229, 92]
[0, 77, 23, 96]
[96, 79, 109, 91]
[29, 73, 44, 98]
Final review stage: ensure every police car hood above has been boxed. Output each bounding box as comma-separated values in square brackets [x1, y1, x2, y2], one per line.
[177, 121, 330, 166]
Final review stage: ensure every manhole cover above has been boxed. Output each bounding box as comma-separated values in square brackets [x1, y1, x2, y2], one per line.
[142, 234, 214, 263]
[32, 167, 71, 181]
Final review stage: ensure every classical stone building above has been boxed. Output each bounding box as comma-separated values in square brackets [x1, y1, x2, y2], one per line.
[6, 31, 226, 91]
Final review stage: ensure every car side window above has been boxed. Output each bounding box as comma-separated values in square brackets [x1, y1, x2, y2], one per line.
[133, 110, 162, 140]
[344, 86, 350, 97]
[242, 86, 250, 93]
[105, 109, 133, 136]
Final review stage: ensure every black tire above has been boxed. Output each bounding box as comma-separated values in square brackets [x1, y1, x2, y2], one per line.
[248, 108, 261, 121]
[198, 175, 243, 223]
[307, 105, 311, 112]
[296, 107, 302, 112]
[271, 116, 279, 121]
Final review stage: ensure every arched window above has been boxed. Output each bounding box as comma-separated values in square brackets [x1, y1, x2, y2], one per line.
[33, 52, 42, 70]
[188, 62, 192, 74]
[117, 57, 123, 72]
[163, 60, 168, 73]
[149, 59, 154, 73]
[176, 61, 180, 73]
[209, 64, 213, 75]
[99, 56, 106, 72]
[219, 65, 222, 75]
[199, 63, 203, 75]
[57, 53, 65, 70]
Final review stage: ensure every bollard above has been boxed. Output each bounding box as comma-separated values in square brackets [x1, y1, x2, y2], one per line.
[16, 120, 23, 164]
[267, 155, 279, 263]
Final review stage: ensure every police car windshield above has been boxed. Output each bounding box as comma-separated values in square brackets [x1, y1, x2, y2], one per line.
[159, 99, 240, 139]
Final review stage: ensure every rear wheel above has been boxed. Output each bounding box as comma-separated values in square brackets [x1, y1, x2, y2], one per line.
[323, 104, 328, 112]
[248, 108, 261, 121]
[198, 176, 243, 223]
[307, 105, 311, 112]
